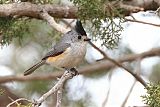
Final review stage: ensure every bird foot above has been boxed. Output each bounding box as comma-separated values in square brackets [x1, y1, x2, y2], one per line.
[70, 68, 79, 76]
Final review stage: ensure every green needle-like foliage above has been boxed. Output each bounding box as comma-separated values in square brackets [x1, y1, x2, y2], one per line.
[142, 83, 160, 107]
[0, 0, 124, 49]
[0, 17, 30, 45]
[70, 0, 124, 49]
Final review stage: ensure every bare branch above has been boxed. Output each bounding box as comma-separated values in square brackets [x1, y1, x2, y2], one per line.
[120, 2, 144, 12]
[6, 98, 32, 107]
[121, 80, 137, 107]
[121, 58, 142, 106]
[125, 18, 160, 27]
[56, 87, 63, 107]
[0, 48, 160, 83]
[106, 55, 147, 87]
[6, 71, 75, 107]
[102, 72, 112, 107]
[34, 71, 74, 107]
[0, 2, 77, 19]
[39, 10, 70, 34]
[88, 41, 107, 58]
[88, 40, 147, 87]
[0, 1, 159, 19]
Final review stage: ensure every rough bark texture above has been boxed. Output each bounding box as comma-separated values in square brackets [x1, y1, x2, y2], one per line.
[0, 2, 77, 18]
[0, 1, 159, 19]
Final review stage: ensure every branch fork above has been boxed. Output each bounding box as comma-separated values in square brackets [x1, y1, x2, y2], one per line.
[33, 70, 76, 107]
[6, 70, 77, 107]
[39, 9, 70, 34]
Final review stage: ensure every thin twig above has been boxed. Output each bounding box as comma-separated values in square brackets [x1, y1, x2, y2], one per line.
[121, 80, 136, 107]
[7, 71, 75, 107]
[119, 2, 144, 12]
[130, 14, 136, 20]
[61, 19, 75, 29]
[125, 18, 160, 27]
[88, 42, 147, 87]
[121, 58, 142, 107]
[34, 71, 74, 107]
[39, 9, 70, 34]
[6, 98, 32, 107]
[106, 56, 147, 87]
[102, 72, 112, 107]
[88, 41, 107, 58]
[56, 86, 63, 107]
[0, 48, 159, 83]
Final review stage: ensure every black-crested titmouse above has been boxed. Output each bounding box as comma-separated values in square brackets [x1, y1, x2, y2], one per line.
[24, 20, 90, 76]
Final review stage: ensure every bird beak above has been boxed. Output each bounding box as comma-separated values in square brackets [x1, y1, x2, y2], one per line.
[84, 38, 91, 41]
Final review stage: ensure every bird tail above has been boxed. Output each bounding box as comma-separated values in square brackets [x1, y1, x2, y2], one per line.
[24, 60, 45, 76]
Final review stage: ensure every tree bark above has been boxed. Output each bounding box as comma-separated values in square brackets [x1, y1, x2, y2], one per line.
[0, 2, 77, 19]
[0, 1, 159, 19]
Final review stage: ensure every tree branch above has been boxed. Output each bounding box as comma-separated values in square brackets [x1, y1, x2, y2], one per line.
[125, 18, 160, 27]
[121, 80, 137, 107]
[6, 98, 32, 107]
[87, 38, 147, 87]
[56, 86, 63, 107]
[0, 47, 160, 83]
[39, 9, 70, 34]
[121, 58, 142, 106]
[106, 55, 147, 87]
[88, 41, 107, 58]
[0, 2, 77, 19]
[102, 72, 112, 107]
[0, 1, 159, 19]
[34, 70, 75, 107]
[6, 71, 75, 107]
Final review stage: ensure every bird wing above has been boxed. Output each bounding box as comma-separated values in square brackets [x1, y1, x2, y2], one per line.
[42, 43, 71, 60]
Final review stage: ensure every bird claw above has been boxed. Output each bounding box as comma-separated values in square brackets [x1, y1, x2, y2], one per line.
[70, 68, 79, 78]
[63, 67, 79, 79]
[33, 99, 41, 107]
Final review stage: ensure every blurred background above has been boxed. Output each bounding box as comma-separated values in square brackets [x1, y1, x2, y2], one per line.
[0, 0, 160, 107]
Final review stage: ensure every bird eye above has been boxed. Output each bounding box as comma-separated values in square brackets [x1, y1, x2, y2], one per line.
[78, 35, 81, 39]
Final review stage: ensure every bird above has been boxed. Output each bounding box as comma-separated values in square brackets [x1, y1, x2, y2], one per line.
[24, 20, 90, 76]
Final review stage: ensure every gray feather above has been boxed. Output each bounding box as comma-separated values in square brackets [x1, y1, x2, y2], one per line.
[42, 43, 70, 60]
[24, 60, 45, 76]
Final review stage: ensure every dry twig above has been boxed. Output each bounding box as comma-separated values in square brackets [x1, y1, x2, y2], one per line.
[125, 18, 160, 27]
[0, 1, 157, 19]
[121, 58, 142, 106]
[56, 86, 63, 107]
[6, 98, 32, 107]
[39, 9, 70, 34]
[121, 80, 137, 107]
[33, 71, 75, 107]
[0, 48, 160, 83]
[102, 72, 112, 107]
[88, 39, 147, 87]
